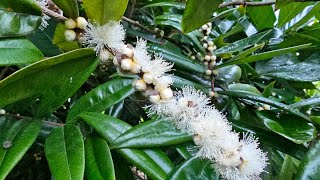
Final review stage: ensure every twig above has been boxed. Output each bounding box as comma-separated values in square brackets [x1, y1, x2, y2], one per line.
[219, 1, 275, 8]
[128, 0, 137, 18]
[42, 120, 64, 126]
[41, 6, 67, 21]
[122, 16, 184, 47]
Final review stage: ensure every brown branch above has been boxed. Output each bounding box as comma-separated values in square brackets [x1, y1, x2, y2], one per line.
[219, 1, 275, 8]
[122, 16, 185, 47]
[41, 6, 67, 21]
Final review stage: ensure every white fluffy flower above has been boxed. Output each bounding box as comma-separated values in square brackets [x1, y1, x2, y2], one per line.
[83, 21, 125, 55]
[147, 86, 268, 180]
[133, 38, 152, 67]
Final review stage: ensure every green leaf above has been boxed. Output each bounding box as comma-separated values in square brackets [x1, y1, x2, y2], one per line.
[66, 79, 134, 122]
[217, 44, 311, 68]
[0, 0, 42, 37]
[228, 83, 262, 96]
[168, 156, 220, 179]
[149, 43, 206, 73]
[246, 6, 276, 31]
[80, 112, 174, 180]
[289, 97, 320, 109]
[144, 2, 185, 9]
[279, 155, 299, 180]
[278, 2, 312, 27]
[111, 118, 191, 149]
[45, 125, 85, 180]
[181, 0, 222, 33]
[216, 65, 242, 84]
[0, 48, 97, 109]
[0, 116, 41, 179]
[295, 139, 320, 179]
[172, 75, 210, 94]
[83, 0, 129, 24]
[0, 38, 43, 66]
[262, 81, 276, 97]
[256, 111, 316, 144]
[85, 134, 115, 180]
[53, 23, 79, 52]
[51, 0, 78, 18]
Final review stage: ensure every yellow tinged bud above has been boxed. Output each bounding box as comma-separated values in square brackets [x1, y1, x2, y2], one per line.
[160, 88, 174, 100]
[76, 17, 88, 29]
[121, 59, 133, 71]
[65, 18, 76, 29]
[64, 30, 76, 41]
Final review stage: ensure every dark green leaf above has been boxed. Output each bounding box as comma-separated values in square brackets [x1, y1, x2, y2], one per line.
[279, 155, 299, 180]
[289, 97, 320, 109]
[256, 111, 316, 144]
[168, 156, 220, 180]
[0, 116, 41, 179]
[51, 0, 78, 18]
[0, 38, 43, 66]
[66, 79, 134, 122]
[144, 2, 185, 9]
[85, 134, 115, 180]
[278, 2, 312, 27]
[216, 65, 242, 84]
[53, 23, 79, 52]
[295, 139, 320, 179]
[181, 0, 222, 33]
[79, 112, 174, 180]
[262, 81, 275, 97]
[45, 125, 85, 180]
[247, 6, 276, 31]
[111, 118, 191, 149]
[228, 83, 262, 96]
[0, 48, 97, 109]
[83, 0, 129, 24]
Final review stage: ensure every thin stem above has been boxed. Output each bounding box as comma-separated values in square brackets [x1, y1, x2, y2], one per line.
[41, 6, 67, 21]
[219, 1, 275, 8]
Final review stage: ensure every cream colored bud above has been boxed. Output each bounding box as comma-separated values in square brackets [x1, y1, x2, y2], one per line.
[178, 97, 188, 107]
[206, 30, 210, 35]
[263, 104, 271, 110]
[210, 55, 217, 61]
[113, 56, 119, 66]
[209, 91, 215, 97]
[65, 18, 76, 29]
[160, 88, 174, 100]
[191, 55, 196, 60]
[203, 36, 208, 41]
[207, 22, 212, 27]
[210, 61, 216, 67]
[133, 79, 147, 91]
[130, 62, 141, 74]
[121, 58, 133, 71]
[0, 109, 5, 115]
[76, 17, 88, 29]
[204, 62, 208, 66]
[203, 43, 208, 49]
[208, 46, 215, 52]
[64, 29, 76, 41]
[204, 55, 211, 61]
[121, 46, 134, 59]
[193, 134, 202, 146]
[212, 70, 219, 76]
[257, 107, 264, 111]
[201, 24, 208, 30]
[206, 70, 212, 76]
[99, 50, 111, 62]
[149, 94, 161, 104]
[142, 73, 154, 84]
[208, 41, 214, 46]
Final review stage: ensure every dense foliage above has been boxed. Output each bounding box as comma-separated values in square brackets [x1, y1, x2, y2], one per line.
[1, 0, 320, 179]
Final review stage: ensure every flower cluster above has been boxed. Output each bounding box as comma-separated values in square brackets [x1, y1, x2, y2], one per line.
[148, 86, 268, 180]
[113, 38, 174, 103]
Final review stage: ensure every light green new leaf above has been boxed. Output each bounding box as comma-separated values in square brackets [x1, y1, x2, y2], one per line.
[278, 2, 312, 27]
[181, 0, 222, 33]
[83, 0, 129, 24]
[85, 135, 115, 180]
[247, 6, 276, 31]
[53, 23, 79, 52]
[45, 125, 85, 180]
[0, 38, 43, 66]
[51, 0, 78, 18]
[0, 116, 41, 179]
[66, 79, 134, 122]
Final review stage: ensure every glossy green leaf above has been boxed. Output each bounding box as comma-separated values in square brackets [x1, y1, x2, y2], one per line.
[83, 0, 129, 24]
[216, 65, 242, 84]
[262, 81, 275, 97]
[53, 23, 79, 52]
[228, 83, 262, 96]
[168, 156, 220, 179]
[281, 2, 320, 32]
[79, 112, 174, 180]
[278, 2, 312, 27]
[218, 90, 310, 120]
[256, 111, 316, 144]
[279, 155, 299, 180]
[149, 43, 206, 73]
[45, 125, 85, 180]
[172, 75, 210, 94]
[181, 0, 222, 33]
[0, 0, 42, 37]
[218, 44, 311, 68]
[0, 48, 97, 109]
[0, 38, 43, 66]
[144, 2, 185, 9]
[85, 135, 115, 180]
[247, 6, 276, 31]
[295, 139, 320, 179]
[289, 97, 320, 109]
[111, 118, 191, 149]
[0, 116, 41, 179]
[214, 30, 274, 55]
[227, 43, 265, 62]
[51, 0, 78, 18]
[67, 79, 134, 122]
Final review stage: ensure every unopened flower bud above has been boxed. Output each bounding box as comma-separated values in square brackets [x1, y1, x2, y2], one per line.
[208, 41, 214, 46]
[76, 17, 88, 29]
[64, 29, 76, 41]
[178, 97, 188, 107]
[191, 55, 196, 60]
[65, 18, 76, 29]
[133, 79, 147, 91]
[99, 50, 111, 62]
[263, 104, 271, 110]
[121, 46, 134, 59]
[203, 43, 208, 49]
[0, 109, 6, 115]
[257, 107, 264, 111]
[160, 88, 174, 100]
[210, 55, 217, 61]
[149, 94, 161, 104]
[209, 91, 215, 97]
[201, 24, 208, 30]
[121, 59, 133, 71]
[204, 55, 211, 61]
[208, 46, 215, 52]
[143, 73, 154, 84]
[113, 56, 119, 66]
[206, 70, 212, 75]
[212, 70, 219, 76]
[130, 62, 141, 74]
